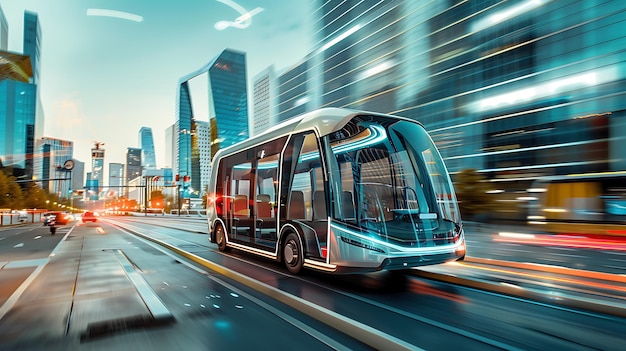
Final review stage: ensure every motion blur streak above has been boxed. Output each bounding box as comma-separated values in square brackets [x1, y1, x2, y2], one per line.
[460, 263, 626, 294]
[408, 279, 469, 304]
[494, 234, 626, 251]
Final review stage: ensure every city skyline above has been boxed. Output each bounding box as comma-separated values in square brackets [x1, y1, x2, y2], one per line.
[0, 0, 313, 181]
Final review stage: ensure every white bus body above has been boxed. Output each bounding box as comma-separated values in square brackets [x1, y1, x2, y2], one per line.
[207, 108, 465, 274]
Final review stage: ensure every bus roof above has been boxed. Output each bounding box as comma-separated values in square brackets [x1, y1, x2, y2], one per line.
[213, 107, 415, 160]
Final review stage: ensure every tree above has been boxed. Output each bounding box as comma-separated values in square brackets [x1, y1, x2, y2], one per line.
[22, 182, 50, 209]
[454, 169, 495, 221]
[0, 171, 24, 210]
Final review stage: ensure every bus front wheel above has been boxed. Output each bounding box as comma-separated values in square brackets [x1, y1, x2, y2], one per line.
[215, 224, 230, 252]
[283, 233, 303, 274]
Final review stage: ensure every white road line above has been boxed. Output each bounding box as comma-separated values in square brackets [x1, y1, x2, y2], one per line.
[13, 243, 24, 248]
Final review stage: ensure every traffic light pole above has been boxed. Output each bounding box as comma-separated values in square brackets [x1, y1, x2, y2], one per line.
[177, 184, 181, 217]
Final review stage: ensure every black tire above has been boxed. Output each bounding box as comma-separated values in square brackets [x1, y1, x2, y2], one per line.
[283, 232, 304, 274]
[215, 224, 230, 252]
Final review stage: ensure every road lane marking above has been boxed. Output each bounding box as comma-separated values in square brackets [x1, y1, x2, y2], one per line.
[112, 249, 173, 321]
[13, 243, 24, 248]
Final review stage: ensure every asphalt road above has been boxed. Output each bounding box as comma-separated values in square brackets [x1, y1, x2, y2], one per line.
[0, 221, 371, 351]
[0, 217, 624, 350]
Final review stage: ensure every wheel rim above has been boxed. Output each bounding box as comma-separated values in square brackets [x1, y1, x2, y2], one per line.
[284, 239, 298, 266]
[216, 227, 224, 246]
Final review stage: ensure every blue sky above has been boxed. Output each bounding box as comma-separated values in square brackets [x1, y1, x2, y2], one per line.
[1, 0, 313, 175]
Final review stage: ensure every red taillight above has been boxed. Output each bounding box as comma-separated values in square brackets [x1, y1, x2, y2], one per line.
[321, 245, 327, 259]
[214, 196, 223, 216]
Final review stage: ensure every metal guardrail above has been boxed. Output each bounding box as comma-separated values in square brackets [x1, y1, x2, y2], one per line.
[0, 213, 45, 226]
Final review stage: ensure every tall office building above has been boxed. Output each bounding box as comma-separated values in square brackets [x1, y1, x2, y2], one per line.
[125, 147, 142, 196]
[194, 120, 212, 196]
[70, 159, 84, 194]
[165, 124, 175, 170]
[277, 58, 311, 123]
[109, 163, 124, 199]
[90, 142, 105, 196]
[23, 11, 44, 143]
[252, 65, 278, 136]
[264, 0, 626, 220]
[23, 11, 40, 84]
[0, 9, 38, 178]
[176, 48, 248, 196]
[0, 5, 7, 50]
[0, 77, 37, 178]
[35, 137, 73, 198]
[139, 126, 156, 169]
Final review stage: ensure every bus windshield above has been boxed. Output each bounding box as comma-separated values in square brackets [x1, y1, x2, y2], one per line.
[329, 117, 461, 246]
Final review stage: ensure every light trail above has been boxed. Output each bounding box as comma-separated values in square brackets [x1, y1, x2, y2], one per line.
[494, 233, 626, 251]
[86, 9, 144, 22]
[214, 0, 263, 30]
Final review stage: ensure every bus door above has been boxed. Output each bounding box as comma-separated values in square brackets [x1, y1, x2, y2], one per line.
[280, 131, 329, 260]
[255, 152, 279, 248]
[230, 161, 253, 240]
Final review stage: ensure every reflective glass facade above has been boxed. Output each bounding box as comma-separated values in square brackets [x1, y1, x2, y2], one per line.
[23, 11, 40, 85]
[0, 79, 36, 177]
[139, 126, 156, 169]
[126, 147, 142, 196]
[277, 59, 310, 122]
[109, 163, 124, 198]
[208, 49, 249, 153]
[176, 48, 248, 197]
[282, 0, 626, 210]
[35, 137, 73, 198]
[0, 6, 7, 50]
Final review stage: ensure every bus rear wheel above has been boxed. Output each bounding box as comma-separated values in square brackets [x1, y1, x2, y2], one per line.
[283, 233, 303, 274]
[215, 224, 230, 252]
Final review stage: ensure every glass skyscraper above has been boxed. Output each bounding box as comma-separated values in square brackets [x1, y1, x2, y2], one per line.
[139, 126, 156, 169]
[35, 137, 73, 198]
[23, 11, 43, 143]
[0, 10, 39, 178]
[109, 163, 124, 198]
[0, 79, 37, 177]
[23, 11, 40, 85]
[260, 0, 626, 220]
[176, 48, 248, 197]
[126, 147, 142, 184]
[0, 5, 7, 50]
[90, 143, 104, 196]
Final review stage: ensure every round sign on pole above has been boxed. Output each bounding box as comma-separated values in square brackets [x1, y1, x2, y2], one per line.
[63, 159, 75, 170]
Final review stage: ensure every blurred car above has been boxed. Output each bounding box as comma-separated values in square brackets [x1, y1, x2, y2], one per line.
[82, 211, 98, 223]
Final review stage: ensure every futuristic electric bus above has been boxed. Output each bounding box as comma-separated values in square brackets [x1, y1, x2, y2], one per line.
[207, 108, 465, 274]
